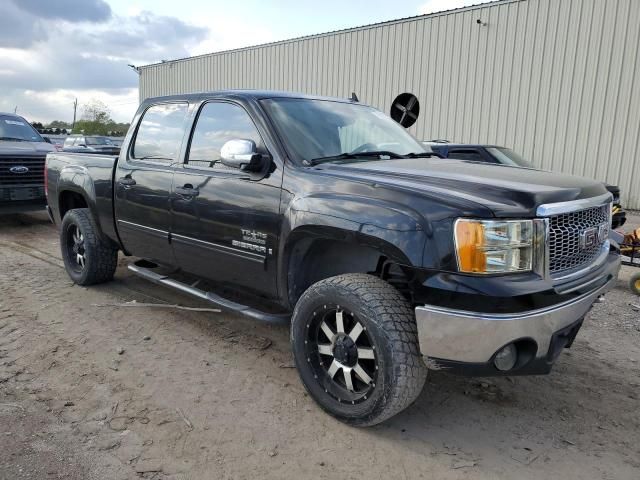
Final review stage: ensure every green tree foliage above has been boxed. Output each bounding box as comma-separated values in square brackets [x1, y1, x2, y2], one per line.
[73, 99, 129, 136]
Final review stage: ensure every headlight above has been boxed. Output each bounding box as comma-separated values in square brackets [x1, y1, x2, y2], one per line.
[454, 219, 533, 274]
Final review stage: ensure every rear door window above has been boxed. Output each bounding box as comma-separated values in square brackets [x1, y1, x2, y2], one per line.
[132, 103, 188, 163]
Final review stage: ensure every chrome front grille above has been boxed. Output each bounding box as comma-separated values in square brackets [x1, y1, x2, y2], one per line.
[548, 204, 610, 274]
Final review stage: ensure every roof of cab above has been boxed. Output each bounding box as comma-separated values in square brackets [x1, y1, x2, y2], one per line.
[142, 89, 360, 106]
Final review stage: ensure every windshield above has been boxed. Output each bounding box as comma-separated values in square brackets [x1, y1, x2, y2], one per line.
[261, 98, 428, 163]
[0, 115, 43, 142]
[86, 137, 113, 145]
[486, 147, 534, 168]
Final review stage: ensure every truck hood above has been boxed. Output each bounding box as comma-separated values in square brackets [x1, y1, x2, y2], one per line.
[0, 140, 55, 156]
[318, 158, 608, 217]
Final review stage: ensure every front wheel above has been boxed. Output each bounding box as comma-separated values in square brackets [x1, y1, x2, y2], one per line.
[60, 208, 118, 285]
[291, 274, 427, 426]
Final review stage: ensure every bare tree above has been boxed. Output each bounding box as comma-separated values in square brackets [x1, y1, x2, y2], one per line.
[81, 99, 113, 124]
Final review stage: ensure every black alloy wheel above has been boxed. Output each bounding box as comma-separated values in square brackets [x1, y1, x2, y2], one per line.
[60, 208, 118, 285]
[291, 273, 427, 426]
[305, 304, 378, 404]
[65, 223, 86, 273]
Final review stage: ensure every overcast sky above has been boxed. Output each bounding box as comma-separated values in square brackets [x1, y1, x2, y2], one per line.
[0, 0, 493, 124]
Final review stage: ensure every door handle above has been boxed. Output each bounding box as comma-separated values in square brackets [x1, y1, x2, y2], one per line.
[175, 185, 199, 197]
[118, 176, 136, 186]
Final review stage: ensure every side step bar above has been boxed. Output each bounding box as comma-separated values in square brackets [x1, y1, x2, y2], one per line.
[128, 263, 290, 325]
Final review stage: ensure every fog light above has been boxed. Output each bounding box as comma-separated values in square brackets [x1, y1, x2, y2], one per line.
[494, 343, 518, 371]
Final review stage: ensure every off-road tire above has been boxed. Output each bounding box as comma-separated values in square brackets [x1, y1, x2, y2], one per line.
[630, 272, 640, 296]
[60, 208, 118, 285]
[291, 273, 427, 426]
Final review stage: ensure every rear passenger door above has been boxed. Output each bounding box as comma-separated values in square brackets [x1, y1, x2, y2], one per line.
[171, 101, 283, 298]
[114, 102, 189, 265]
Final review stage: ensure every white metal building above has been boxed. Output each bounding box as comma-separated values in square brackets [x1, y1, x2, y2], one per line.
[139, 0, 640, 209]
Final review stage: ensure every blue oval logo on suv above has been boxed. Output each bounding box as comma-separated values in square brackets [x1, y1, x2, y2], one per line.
[9, 166, 29, 174]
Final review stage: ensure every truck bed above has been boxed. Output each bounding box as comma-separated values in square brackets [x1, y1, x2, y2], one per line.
[45, 151, 120, 245]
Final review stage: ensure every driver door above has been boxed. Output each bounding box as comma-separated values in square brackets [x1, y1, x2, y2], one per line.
[170, 101, 283, 298]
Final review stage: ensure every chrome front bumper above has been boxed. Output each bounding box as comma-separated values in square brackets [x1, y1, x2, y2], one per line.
[415, 257, 620, 366]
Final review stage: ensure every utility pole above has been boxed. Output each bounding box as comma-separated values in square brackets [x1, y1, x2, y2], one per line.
[72, 98, 78, 131]
[14, 106, 17, 114]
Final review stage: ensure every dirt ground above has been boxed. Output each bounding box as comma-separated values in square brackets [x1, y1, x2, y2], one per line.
[0, 211, 639, 480]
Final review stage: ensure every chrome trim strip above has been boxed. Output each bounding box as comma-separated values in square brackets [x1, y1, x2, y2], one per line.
[171, 233, 265, 263]
[117, 221, 266, 263]
[536, 193, 612, 216]
[117, 219, 167, 238]
[532, 218, 549, 278]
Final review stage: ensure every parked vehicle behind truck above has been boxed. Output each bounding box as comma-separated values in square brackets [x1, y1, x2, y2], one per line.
[423, 140, 627, 229]
[63, 135, 121, 155]
[0, 112, 55, 214]
[45, 91, 621, 426]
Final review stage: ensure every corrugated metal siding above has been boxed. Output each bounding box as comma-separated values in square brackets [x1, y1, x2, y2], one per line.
[139, 0, 640, 209]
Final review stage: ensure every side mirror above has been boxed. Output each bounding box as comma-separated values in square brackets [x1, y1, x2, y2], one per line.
[220, 139, 265, 171]
[43, 137, 52, 144]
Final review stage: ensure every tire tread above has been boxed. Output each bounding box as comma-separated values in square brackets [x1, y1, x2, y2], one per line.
[292, 273, 427, 426]
[61, 208, 118, 285]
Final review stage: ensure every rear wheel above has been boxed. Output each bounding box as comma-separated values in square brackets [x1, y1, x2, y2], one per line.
[60, 208, 118, 285]
[291, 273, 427, 426]
[630, 272, 640, 296]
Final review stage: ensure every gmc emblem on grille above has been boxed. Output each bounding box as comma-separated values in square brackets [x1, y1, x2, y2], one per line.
[9, 166, 29, 174]
[579, 223, 608, 250]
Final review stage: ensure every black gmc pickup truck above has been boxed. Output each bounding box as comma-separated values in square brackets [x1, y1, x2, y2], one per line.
[45, 91, 621, 426]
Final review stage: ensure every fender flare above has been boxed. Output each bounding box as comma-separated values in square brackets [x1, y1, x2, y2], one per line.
[277, 194, 430, 307]
[57, 165, 111, 245]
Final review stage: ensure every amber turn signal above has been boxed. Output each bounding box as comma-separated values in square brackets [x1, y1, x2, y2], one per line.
[454, 219, 533, 274]
[455, 220, 487, 272]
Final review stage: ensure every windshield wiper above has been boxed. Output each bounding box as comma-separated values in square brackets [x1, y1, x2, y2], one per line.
[0, 136, 28, 142]
[308, 150, 406, 166]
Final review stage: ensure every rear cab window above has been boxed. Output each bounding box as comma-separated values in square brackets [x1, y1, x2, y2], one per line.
[132, 103, 189, 163]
